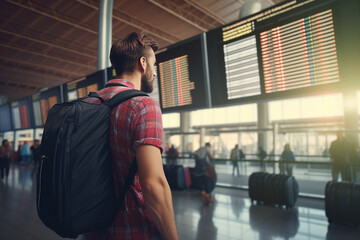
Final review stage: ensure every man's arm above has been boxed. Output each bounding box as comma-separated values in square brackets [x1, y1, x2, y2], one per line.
[136, 145, 179, 240]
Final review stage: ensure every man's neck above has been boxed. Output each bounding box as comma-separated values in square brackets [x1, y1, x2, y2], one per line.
[118, 72, 141, 90]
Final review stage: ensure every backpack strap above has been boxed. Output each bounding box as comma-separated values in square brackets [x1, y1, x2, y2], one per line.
[106, 89, 148, 109]
[88, 92, 105, 103]
[104, 88, 148, 209]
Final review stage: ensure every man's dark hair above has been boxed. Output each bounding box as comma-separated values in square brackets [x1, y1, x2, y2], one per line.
[110, 32, 159, 76]
[205, 142, 211, 147]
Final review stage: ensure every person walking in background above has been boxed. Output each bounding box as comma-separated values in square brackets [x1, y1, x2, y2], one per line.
[31, 140, 41, 177]
[257, 146, 267, 172]
[329, 132, 350, 182]
[279, 143, 296, 176]
[20, 141, 31, 165]
[83, 32, 178, 240]
[194, 142, 216, 206]
[230, 144, 245, 176]
[0, 139, 13, 180]
[166, 144, 179, 165]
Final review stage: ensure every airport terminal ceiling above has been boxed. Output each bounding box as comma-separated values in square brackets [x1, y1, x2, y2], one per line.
[0, 0, 279, 102]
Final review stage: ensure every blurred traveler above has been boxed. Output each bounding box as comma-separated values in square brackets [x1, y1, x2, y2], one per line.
[257, 146, 267, 172]
[83, 32, 178, 240]
[20, 141, 31, 165]
[0, 139, 13, 180]
[31, 139, 41, 177]
[329, 132, 350, 182]
[166, 144, 179, 165]
[230, 144, 245, 176]
[279, 143, 296, 176]
[194, 142, 216, 206]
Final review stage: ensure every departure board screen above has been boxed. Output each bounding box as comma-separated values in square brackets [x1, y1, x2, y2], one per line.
[64, 70, 105, 101]
[0, 104, 12, 132]
[32, 86, 62, 126]
[11, 97, 32, 129]
[32, 93, 42, 127]
[158, 55, 195, 108]
[207, 0, 343, 107]
[223, 35, 261, 99]
[261, 9, 339, 93]
[156, 34, 209, 112]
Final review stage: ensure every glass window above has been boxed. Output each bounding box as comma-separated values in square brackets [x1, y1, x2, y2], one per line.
[192, 104, 257, 126]
[269, 93, 343, 122]
[162, 113, 180, 128]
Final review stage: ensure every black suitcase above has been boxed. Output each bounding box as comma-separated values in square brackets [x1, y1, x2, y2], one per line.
[249, 172, 298, 208]
[163, 165, 186, 190]
[325, 181, 359, 226]
[281, 175, 299, 208]
[249, 172, 268, 204]
[353, 184, 360, 226]
[263, 173, 276, 204]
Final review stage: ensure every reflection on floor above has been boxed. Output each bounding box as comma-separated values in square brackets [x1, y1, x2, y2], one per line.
[1, 163, 360, 240]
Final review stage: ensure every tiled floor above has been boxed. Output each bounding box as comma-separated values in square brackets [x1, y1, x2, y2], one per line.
[1, 163, 360, 240]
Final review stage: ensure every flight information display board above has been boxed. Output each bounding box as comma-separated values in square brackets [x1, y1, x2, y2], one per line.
[64, 70, 105, 101]
[156, 34, 210, 112]
[260, 9, 339, 93]
[0, 104, 12, 132]
[10, 97, 32, 130]
[207, 0, 343, 107]
[32, 86, 62, 127]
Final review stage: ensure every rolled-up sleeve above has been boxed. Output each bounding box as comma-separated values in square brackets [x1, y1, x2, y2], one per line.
[132, 97, 163, 153]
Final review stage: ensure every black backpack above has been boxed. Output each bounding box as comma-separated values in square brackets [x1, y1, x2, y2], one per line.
[37, 85, 147, 238]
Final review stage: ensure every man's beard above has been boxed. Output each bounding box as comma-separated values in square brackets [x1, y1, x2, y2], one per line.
[141, 68, 153, 93]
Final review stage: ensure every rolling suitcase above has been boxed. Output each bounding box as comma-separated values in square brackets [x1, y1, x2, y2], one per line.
[281, 175, 299, 208]
[249, 172, 269, 204]
[325, 181, 359, 226]
[164, 165, 186, 190]
[184, 167, 192, 189]
[249, 172, 298, 208]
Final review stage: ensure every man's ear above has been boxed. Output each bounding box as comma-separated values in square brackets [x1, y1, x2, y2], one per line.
[139, 56, 146, 73]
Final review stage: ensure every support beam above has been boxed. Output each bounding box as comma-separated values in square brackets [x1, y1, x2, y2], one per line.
[148, 0, 208, 32]
[0, 56, 81, 78]
[76, 0, 180, 44]
[184, 0, 226, 25]
[97, 0, 113, 70]
[148, 0, 221, 32]
[0, 59, 70, 83]
[5, 0, 97, 34]
[0, 42, 95, 69]
[0, 80, 40, 90]
[0, 24, 96, 59]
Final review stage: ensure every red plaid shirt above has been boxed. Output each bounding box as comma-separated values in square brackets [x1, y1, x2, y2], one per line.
[83, 79, 163, 240]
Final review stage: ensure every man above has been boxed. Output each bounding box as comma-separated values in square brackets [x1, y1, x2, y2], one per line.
[20, 141, 31, 165]
[0, 139, 13, 180]
[194, 142, 215, 205]
[230, 144, 244, 176]
[166, 144, 179, 165]
[329, 132, 350, 182]
[30, 139, 41, 177]
[84, 32, 178, 240]
[257, 146, 267, 172]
